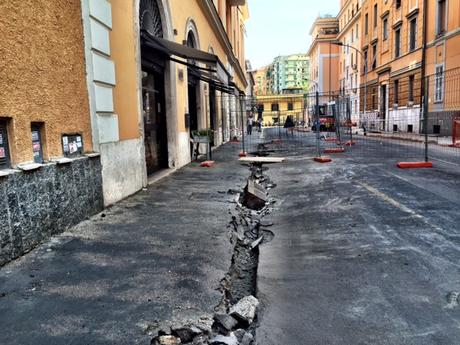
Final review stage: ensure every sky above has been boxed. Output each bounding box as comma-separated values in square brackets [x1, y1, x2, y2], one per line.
[245, 0, 339, 70]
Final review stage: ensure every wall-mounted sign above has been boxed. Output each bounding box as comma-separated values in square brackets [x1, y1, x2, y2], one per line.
[62, 134, 83, 157]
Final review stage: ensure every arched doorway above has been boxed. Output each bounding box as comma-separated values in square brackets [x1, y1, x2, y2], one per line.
[139, 0, 169, 175]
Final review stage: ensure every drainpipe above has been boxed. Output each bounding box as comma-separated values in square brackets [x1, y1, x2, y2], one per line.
[420, 0, 428, 161]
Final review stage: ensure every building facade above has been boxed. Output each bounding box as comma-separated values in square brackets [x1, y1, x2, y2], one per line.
[0, 0, 104, 266]
[307, 15, 340, 116]
[272, 54, 310, 94]
[0, 0, 249, 266]
[80, 0, 249, 205]
[255, 94, 305, 126]
[424, 0, 460, 135]
[337, 0, 363, 125]
[359, 0, 425, 133]
[253, 65, 273, 96]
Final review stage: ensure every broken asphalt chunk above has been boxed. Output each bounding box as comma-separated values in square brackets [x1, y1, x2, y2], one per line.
[229, 296, 259, 326]
[209, 333, 238, 345]
[213, 313, 238, 333]
[152, 335, 181, 345]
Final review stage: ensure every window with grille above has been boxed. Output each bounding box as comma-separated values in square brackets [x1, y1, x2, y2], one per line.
[435, 65, 444, 102]
[0, 120, 10, 168]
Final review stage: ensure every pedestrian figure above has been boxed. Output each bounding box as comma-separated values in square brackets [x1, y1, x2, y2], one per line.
[257, 117, 262, 132]
[247, 114, 254, 135]
[284, 115, 295, 136]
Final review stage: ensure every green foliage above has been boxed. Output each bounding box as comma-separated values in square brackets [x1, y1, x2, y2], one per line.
[191, 128, 214, 139]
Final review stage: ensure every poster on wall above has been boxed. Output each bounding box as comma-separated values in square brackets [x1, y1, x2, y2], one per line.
[0, 147, 5, 159]
[62, 134, 83, 157]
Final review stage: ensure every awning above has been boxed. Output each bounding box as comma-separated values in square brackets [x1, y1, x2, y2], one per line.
[141, 30, 230, 85]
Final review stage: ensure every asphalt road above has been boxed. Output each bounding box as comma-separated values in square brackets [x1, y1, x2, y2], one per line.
[256, 128, 460, 345]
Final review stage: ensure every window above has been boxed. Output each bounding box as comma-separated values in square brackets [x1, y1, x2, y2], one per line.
[351, 29, 354, 43]
[382, 17, 388, 40]
[394, 27, 401, 57]
[407, 124, 413, 133]
[62, 134, 83, 157]
[436, 0, 447, 35]
[408, 75, 415, 103]
[0, 120, 10, 168]
[373, 4, 378, 29]
[365, 13, 369, 35]
[356, 24, 359, 39]
[271, 103, 279, 112]
[409, 17, 417, 51]
[372, 43, 377, 69]
[394, 79, 399, 105]
[288, 102, 294, 111]
[435, 65, 444, 102]
[396, 0, 401, 9]
[31, 123, 44, 163]
[364, 49, 368, 73]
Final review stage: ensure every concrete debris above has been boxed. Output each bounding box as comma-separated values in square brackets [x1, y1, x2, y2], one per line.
[241, 332, 254, 345]
[195, 315, 214, 334]
[214, 313, 238, 332]
[191, 334, 209, 345]
[250, 236, 264, 250]
[233, 329, 245, 341]
[172, 325, 202, 343]
[152, 335, 182, 345]
[229, 296, 259, 326]
[209, 333, 238, 345]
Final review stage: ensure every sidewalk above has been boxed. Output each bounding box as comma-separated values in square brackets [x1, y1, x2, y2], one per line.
[0, 144, 250, 345]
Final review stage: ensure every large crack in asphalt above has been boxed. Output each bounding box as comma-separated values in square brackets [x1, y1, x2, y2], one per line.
[151, 145, 277, 345]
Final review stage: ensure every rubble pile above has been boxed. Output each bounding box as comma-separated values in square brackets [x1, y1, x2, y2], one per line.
[152, 160, 276, 345]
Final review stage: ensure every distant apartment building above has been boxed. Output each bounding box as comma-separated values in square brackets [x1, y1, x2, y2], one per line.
[307, 15, 340, 114]
[271, 54, 310, 94]
[253, 65, 273, 96]
[337, 0, 363, 125]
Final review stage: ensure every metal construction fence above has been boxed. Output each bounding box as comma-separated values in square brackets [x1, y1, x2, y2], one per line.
[198, 67, 460, 167]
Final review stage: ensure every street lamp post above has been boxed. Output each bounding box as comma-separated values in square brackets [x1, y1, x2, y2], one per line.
[332, 42, 368, 130]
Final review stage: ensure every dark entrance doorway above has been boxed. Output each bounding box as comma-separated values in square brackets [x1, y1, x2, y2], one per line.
[209, 86, 216, 146]
[140, 0, 169, 175]
[186, 31, 199, 158]
[142, 69, 168, 175]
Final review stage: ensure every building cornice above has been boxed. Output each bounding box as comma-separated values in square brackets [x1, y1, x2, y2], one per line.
[426, 28, 460, 48]
[198, 0, 247, 89]
[337, 11, 361, 39]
